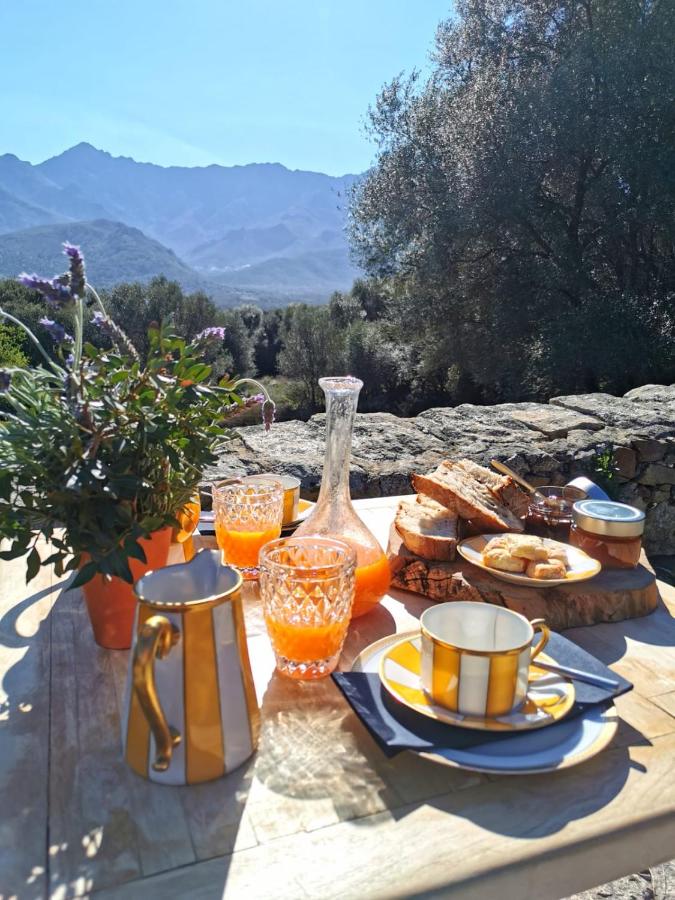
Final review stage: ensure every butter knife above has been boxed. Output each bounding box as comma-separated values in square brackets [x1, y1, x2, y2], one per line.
[533, 659, 620, 691]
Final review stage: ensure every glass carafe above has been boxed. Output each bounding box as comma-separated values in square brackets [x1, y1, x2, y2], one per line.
[295, 376, 390, 618]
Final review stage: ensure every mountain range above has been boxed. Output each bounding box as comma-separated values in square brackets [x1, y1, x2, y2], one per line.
[0, 143, 363, 306]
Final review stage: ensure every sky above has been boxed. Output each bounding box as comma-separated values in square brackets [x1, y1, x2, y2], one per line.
[1, 1, 451, 176]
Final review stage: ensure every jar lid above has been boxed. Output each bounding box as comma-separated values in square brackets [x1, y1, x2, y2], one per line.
[572, 500, 645, 538]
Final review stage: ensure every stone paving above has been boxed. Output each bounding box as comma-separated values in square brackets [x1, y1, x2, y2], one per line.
[566, 863, 674, 899]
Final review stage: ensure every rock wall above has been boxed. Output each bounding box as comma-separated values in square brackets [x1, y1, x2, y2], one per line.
[205, 384, 675, 555]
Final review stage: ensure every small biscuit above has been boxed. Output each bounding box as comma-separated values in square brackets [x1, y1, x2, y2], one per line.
[546, 545, 568, 565]
[483, 547, 527, 573]
[506, 535, 549, 561]
[525, 559, 567, 580]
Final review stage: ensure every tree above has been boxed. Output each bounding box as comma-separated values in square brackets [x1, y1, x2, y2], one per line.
[0, 323, 28, 367]
[351, 0, 675, 402]
[278, 305, 344, 409]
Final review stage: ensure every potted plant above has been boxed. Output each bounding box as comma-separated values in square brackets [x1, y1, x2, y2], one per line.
[0, 244, 274, 649]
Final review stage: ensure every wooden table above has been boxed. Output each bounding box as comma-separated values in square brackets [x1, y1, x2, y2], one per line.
[2, 496, 675, 900]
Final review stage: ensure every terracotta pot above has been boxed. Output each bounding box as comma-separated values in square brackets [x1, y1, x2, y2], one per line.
[81, 527, 172, 650]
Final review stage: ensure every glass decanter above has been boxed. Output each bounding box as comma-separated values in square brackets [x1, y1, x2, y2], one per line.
[294, 376, 390, 618]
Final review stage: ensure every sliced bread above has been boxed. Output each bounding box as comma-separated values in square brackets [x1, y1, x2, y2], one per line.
[445, 459, 530, 518]
[395, 494, 458, 560]
[411, 461, 525, 533]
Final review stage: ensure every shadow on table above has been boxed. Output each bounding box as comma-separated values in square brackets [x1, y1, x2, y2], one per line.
[2, 580, 257, 900]
[0, 578, 64, 899]
[563, 591, 675, 667]
[343, 701, 644, 841]
[254, 584, 661, 844]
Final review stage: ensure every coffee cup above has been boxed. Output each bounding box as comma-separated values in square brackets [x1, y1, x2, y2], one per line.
[420, 602, 549, 717]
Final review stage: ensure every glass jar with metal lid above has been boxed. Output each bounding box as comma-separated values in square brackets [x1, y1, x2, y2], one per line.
[570, 500, 645, 569]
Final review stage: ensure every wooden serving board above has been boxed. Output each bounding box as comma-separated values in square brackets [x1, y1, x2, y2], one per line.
[387, 524, 659, 630]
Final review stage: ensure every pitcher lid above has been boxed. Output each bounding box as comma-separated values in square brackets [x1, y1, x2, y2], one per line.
[134, 549, 243, 611]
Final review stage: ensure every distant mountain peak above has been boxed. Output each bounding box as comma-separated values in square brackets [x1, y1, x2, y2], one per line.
[0, 144, 363, 304]
[46, 142, 111, 162]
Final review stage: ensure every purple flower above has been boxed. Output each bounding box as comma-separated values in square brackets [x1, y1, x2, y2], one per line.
[0, 371, 11, 392]
[18, 273, 73, 308]
[63, 243, 85, 298]
[195, 326, 226, 343]
[262, 398, 275, 431]
[39, 317, 73, 345]
[242, 392, 265, 409]
[91, 310, 116, 337]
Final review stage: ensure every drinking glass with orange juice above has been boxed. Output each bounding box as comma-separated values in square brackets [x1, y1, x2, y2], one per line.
[213, 477, 284, 579]
[259, 536, 356, 679]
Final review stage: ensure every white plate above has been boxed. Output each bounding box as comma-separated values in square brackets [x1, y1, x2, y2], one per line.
[351, 631, 617, 774]
[457, 533, 602, 587]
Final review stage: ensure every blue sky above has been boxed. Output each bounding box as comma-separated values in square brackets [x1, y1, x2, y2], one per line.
[1, 1, 451, 175]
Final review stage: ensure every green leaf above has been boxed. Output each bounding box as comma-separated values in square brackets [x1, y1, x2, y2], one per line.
[123, 537, 147, 564]
[69, 561, 98, 590]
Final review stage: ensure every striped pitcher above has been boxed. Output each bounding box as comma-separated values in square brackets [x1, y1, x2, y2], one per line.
[122, 549, 259, 784]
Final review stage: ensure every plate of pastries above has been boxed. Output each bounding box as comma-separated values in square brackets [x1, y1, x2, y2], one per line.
[395, 458, 601, 587]
[457, 532, 601, 586]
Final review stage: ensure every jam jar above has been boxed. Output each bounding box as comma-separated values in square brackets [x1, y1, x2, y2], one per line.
[570, 500, 645, 569]
[527, 485, 586, 542]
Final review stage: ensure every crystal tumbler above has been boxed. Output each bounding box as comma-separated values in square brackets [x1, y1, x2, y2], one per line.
[213, 477, 284, 579]
[259, 537, 356, 679]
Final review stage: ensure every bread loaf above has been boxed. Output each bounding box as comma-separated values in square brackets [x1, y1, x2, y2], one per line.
[394, 494, 458, 561]
[412, 461, 525, 533]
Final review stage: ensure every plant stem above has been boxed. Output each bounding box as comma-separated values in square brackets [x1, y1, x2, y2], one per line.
[85, 283, 107, 315]
[0, 307, 65, 375]
[231, 377, 272, 403]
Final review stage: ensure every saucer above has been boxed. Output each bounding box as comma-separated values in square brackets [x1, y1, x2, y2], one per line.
[379, 633, 575, 732]
[280, 498, 315, 533]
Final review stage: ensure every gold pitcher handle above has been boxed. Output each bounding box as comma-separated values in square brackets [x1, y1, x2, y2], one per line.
[529, 618, 550, 661]
[132, 614, 181, 772]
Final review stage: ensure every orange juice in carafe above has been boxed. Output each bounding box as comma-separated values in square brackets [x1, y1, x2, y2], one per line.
[353, 551, 391, 618]
[294, 376, 390, 619]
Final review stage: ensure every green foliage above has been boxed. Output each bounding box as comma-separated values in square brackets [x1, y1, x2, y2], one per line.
[0, 323, 28, 367]
[591, 445, 620, 501]
[350, 0, 675, 402]
[0, 246, 274, 585]
[0, 319, 248, 584]
[278, 305, 344, 410]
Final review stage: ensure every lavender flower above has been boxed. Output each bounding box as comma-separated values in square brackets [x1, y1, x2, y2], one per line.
[63, 243, 85, 298]
[91, 309, 140, 360]
[39, 317, 73, 345]
[91, 310, 116, 336]
[18, 273, 73, 308]
[262, 398, 276, 431]
[0, 371, 11, 392]
[243, 392, 265, 409]
[195, 326, 226, 343]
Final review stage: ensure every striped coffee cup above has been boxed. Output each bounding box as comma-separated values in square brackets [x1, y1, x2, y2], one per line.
[420, 602, 549, 718]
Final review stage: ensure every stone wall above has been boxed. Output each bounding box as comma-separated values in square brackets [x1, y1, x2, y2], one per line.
[205, 384, 675, 555]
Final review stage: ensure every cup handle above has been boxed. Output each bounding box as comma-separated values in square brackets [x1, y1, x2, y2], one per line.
[529, 618, 550, 661]
[132, 614, 181, 772]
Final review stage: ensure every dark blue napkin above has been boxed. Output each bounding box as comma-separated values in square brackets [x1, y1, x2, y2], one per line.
[332, 631, 632, 758]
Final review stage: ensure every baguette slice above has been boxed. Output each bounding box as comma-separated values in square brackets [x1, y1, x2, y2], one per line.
[412, 462, 524, 533]
[445, 459, 529, 518]
[395, 494, 458, 561]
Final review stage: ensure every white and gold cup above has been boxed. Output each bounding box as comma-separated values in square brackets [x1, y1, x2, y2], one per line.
[420, 602, 550, 718]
